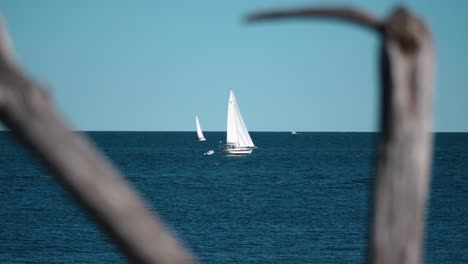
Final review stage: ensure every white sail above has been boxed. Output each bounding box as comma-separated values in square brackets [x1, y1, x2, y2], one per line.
[226, 90, 254, 147]
[196, 115, 206, 141]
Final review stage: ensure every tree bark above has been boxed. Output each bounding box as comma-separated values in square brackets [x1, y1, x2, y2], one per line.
[0, 15, 195, 264]
[248, 6, 435, 264]
[371, 8, 434, 264]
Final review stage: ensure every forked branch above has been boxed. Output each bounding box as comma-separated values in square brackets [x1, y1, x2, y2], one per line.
[247, 6, 434, 264]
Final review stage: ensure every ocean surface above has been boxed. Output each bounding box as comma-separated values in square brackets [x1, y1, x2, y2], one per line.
[0, 132, 466, 263]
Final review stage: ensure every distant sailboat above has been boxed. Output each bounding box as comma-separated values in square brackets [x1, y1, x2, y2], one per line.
[221, 90, 256, 155]
[196, 115, 206, 141]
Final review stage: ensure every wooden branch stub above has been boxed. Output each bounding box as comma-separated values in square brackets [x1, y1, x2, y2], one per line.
[0, 14, 195, 264]
[247, 5, 434, 264]
[373, 7, 434, 264]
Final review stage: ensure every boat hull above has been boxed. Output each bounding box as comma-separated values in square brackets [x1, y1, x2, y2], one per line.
[221, 145, 255, 155]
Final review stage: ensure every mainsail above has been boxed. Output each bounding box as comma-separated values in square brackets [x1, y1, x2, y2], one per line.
[226, 90, 254, 147]
[196, 115, 206, 141]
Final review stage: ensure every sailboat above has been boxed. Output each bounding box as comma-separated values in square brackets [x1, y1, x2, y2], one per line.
[195, 115, 206, 141]
[221, 90, 256, 155]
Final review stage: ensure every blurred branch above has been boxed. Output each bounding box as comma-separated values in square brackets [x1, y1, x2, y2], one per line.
[247, 6, 384, 33]
[372, 7, 434, 264]
[0, 12, 195, 264]
[248, 6, 434, 264]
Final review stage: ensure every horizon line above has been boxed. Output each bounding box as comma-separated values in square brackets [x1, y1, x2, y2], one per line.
[1, 130, 466, 133]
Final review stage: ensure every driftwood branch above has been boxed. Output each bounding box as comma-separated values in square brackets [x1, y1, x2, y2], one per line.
[0, 14, 195, 264]
[247, 6, 384, 32]
[248, 6, 434, 264]
[373, 8, 434, 264]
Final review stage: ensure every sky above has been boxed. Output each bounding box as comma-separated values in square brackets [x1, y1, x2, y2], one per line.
[0, 0, 467, 132]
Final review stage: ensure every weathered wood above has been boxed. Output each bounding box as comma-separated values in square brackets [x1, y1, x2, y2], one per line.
[0, 15, 195, 264]
[248, 6, 434, 264]
[372, 8, 434, 264]
[247, 6, 383, 32]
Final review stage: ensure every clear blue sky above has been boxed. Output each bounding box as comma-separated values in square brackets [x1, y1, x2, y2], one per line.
[1, 0, 467, 131]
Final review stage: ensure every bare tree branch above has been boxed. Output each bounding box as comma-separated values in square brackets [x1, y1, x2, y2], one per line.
[246, 6, 434, 264]
[0, 12, 195, 264]
[0, 14, 16, 68]
[247, 6, 384, 33]
[371, 7, 434, 264]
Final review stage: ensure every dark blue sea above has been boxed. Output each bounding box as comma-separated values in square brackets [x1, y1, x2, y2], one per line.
[0, 132, 466, 263]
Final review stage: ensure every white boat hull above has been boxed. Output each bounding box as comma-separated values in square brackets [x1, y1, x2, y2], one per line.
[221, 145, 255, 155]
[204, 150, 214, 155]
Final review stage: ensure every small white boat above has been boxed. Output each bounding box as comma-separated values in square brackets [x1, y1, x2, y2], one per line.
[291, 131, 297, 135]
[221, 90, 256, 155]
[204, 150, 214, 155]
[195, 115, 206, 141]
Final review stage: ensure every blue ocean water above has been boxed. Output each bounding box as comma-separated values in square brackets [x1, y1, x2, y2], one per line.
[0, 132, 466, 263]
